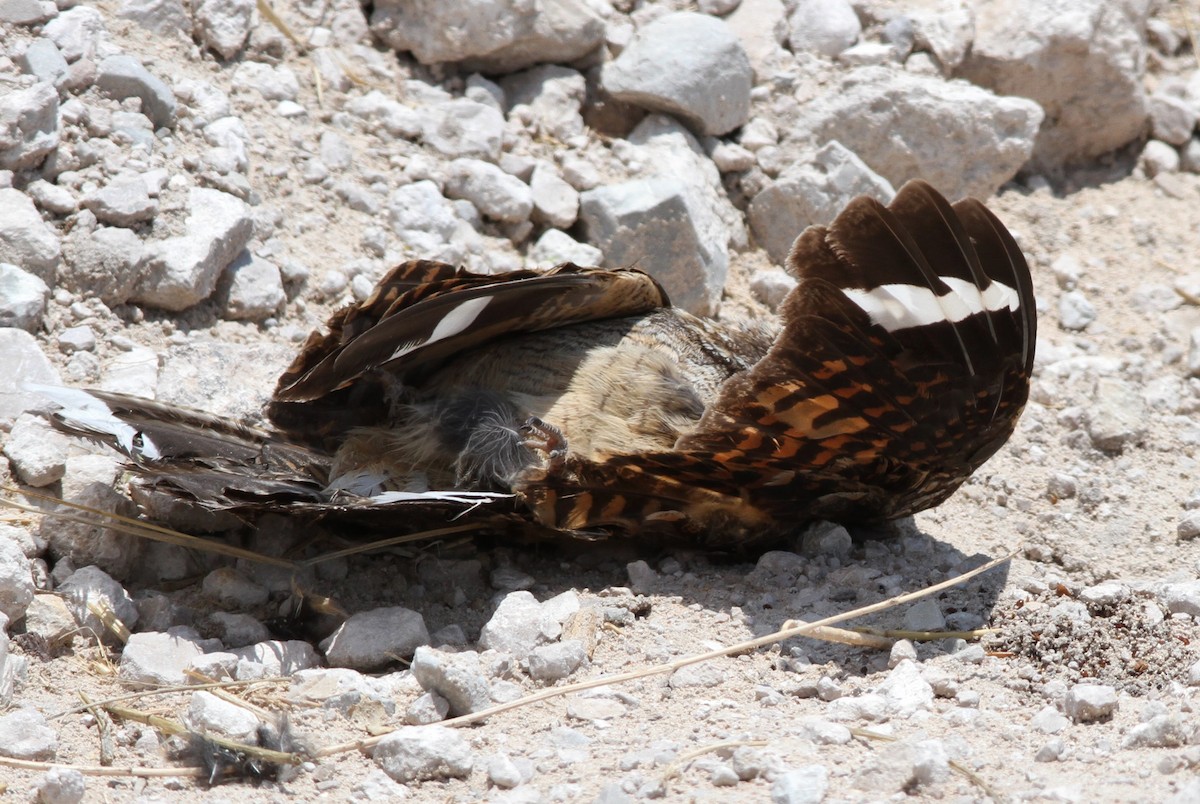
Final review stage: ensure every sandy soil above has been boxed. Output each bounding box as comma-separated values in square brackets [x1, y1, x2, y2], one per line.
[5, 4, 1200, 803]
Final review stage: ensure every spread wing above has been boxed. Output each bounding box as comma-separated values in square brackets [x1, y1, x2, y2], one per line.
[268, 260, 669, 441]
[518, 180, 1036, 544]
[34, 385, 515, 521]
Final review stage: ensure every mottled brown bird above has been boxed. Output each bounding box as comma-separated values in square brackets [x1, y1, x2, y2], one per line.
[43, 180, 1035, 549]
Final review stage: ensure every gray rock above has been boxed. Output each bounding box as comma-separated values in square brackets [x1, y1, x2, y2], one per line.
[788, 0, 861, 58]
[219, 251, 285, 321]
[1149, 92, 1197, 146]
[750, 267, 797, 310]
[0, 263, 48, 332]
[59, 226, 144, 306]
[0, 329, 60, 422]
[892, 638, 916, 662]
[907, 0, 973, 71]
[194, 0, 254, 59]
[527, 229, 602, 267]
[335, 181, 383, 214]
[405, 691, 450, 725]
[465, 73, 505, 110]
[36, 767, 85, 804]
[1123, 714, 1189, 748]
[232, 61, 301, 102]
[291, 667, 412, 714]
[82, 179, 158, 226]
[134, 187, 253, 311]
[872, 660, 934, 716]
[527, 639, 586, 682]
[741, 117, 779, 151]
[711, 141, 756, 173]
[790, 66, 1042, 199]
[445, 158, 533, 223]
[423, 98, 504, 160]
[58, 565, 139, 644]
[372, 725, 474, 782]
[203, 117, 250, 173]
[0, 536, 33, 623]
[0, 81, 57, 171]
[670, 662, 725, 688]
[3, 412, 66, 487]
[487, 752, 526, 789]
[26, 179, 76, 215]
[1078, 581, 1129, 607]
[726, 0, 790, 80]
[387, 180, 474, 259]
[902, 599, 946, 632]
[118, 0, 190, 36]
[230, 640, 321, 677]
[43, 6, 107, 62]
[1142, 139, 1180, 176]
[18, 39, 69, 86]
[912, 739, 950, 786]
[749, 140, 895, 265]
[1063, 682, 1118, 723]
[319, 131, 353, 171]
[1182, 138, 1200, 174]
[1179, 511, 1200, 541]
[351, 769, 411, 800]
[771, 764, 829, 804]
[187, 690, 260, 742]
[1030, 705, 1070, 734]
[957, 0, 1147, 170]
[1087, 377, 1146, 452]
[560, 155, 601, 191]
[799, 520, 852, 559]
[206, 611, 270, 647]
[602, 12, 752, 136]
[626, 560, 658, 594]
[347, 91, 424, 138]
[501, 65, 586, 140]
[841, 41, 898, 68]
[1161, 580, 1200, 617]
[201, 567, 269, 607]
[174, 79, 231, 127]
[96, 56, 177, 130]
[529, 163, 579, 229]
[112, 111, 156, 152]
[0, 708, 56, 761]
[44, 454, 141, 577]
[0, 188, 60, 284]
[321, 607, 430, 670]
[478, 590, 557, 656]
[1058, 289, 1097, 330]
[371, 0, 604, 73]
[99, 345, 158, 398]
[154, 340, 290, 423]
[581, 175, 721, 315]
[0, 0, 50, 25]
[119, 628, 208, 686]
[0, 623, 24, 706]
[410, 646, 491, 715]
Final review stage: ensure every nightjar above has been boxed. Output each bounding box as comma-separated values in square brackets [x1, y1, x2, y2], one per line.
[42, 180, 1036, 549]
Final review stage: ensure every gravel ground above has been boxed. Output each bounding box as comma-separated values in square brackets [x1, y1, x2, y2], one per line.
[4, 1, 1200, 802]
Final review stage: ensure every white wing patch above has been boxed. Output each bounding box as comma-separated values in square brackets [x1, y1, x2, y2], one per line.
[387, 296, 493, 362]
[24, 384, 162, 460]
[841, 276, 1019, 333]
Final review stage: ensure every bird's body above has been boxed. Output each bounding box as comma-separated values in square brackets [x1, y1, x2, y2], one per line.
[43, 181, 1036, 550]
[328, 309, 774, 493]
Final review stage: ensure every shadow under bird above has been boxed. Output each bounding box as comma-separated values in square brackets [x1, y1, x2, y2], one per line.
[39, 180, 1037, 550]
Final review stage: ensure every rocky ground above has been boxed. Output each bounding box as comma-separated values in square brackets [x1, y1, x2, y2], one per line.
[3, 0, 1200, 801]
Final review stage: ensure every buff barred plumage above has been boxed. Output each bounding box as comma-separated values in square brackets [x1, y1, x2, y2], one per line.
[42, 180, 1035, 550]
